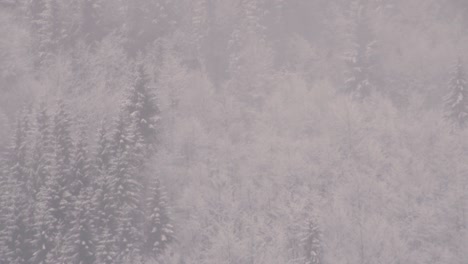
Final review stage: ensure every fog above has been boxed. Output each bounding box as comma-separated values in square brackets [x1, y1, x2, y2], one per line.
[0, 0, 467, 263]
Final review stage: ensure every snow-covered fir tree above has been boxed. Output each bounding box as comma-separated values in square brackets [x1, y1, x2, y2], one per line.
[32, 171, 62, 264]
[70, 124, 91, 197]
[124, 61, 160, 151]
[52, 100, 74, 225]
[66, 124, 96, 264]
[1, 112, 35, 264]
[93, 121, 121, 264]
[30, 103, 53, 200]
[143, 177, 174, 260]
[36, 0, 63, 66]
[299, 218, 322, 264]
[66, 187, 96, 264]
[444, 58, 468, 129]
[76, 0, 102, 44]
[109, 113, 144, 261]
[31, 101, 74, 264]
[343, 0, 377, 100]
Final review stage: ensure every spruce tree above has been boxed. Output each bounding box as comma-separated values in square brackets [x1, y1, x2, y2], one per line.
[95, 225, 118, 264]
[32, 101, 73, 264]
[445, 58, 468, 129]
[143, 177, 174, 260]
[52, 100, 74, 225]
[93, 121, 120, 263]
[0, 159, 10, 263]
[33, 171, 62, 264]
[36, 0, 63, 66]
[2, 113, 35, 264]
[77, 0, 101, 44]
[67, 124, 96, 264]
[66, 188, 96, 264]
[30, 103, 53, 200]
[343, 0, 377, 100]
[124, 62, 160, 151]
[109, 113, 144, 261]
[70, 125, 91, 197]
[299, 219, 322, 264]
[94, 121, 115, 231]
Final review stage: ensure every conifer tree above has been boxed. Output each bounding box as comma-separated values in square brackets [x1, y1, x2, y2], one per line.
[94, 121, 115, 230]
[52, 100, 74, 224]
[44, 226, 72, 264]
[143, 177, 174, 260]
[67, 124, 96, 264]
[343, 0, 377, 100]
[77, 0, 101, 44]
[2, 113, 35, 264]
[96, 121, 111, 173]
[93, 121, 122, 263]
[66, 187, 96, 264]
[299, 218, 322, 264]
[30, 103, 53, 200]
[33, 172, 62, 264]
[36, 0, 63, 65]
[95, 225, 118, 264]
[70, 125, 91, 197]
[32, 101, 73, 264]
[109, 113, 144, 261]
[124, 62, 160, 151]
[445, 58, 468, 129]
[0, 160, 9, 264]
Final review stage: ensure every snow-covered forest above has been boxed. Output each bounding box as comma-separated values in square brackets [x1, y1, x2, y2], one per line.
[0, 0, 467, 263]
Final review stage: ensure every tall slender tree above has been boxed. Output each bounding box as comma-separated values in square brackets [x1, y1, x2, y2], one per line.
[343, 0, 377, 100]
[143, 177, 174, 260]
[299, 218, 322, 264]
[2, 112, 35, 264]
[109, 114, 144, 261]
[30, 103, 53, 200]
[52, 100, 74, 225]
[444, 58, 468, 129]
[124, 61, 160, 151]
[36, 0, 63, 66]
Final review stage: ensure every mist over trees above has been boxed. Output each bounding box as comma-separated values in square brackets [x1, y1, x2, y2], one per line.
[0, 0, 467, 263]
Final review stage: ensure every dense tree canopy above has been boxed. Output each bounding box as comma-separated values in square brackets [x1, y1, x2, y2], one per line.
[0, 0, 468, 263]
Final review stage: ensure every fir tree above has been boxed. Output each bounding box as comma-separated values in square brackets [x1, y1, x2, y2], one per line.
[93, 121, 121, 263]
[93, 121, 116, 231]
[124, 62, 160, 151]
[109, 113, 144, 261]
[77, 0, 101, 44]
[343, 0, 377, 100]
[444, 58, 468, 129]
[32, 101, 73, 264]
[36, 0, 63, 66]
[299, 218, 322, 264]
[66, 188, 96, 264]
[1, 113, 35, 264]
[143, 177, 174, 260]
[30, 103, 53, 200]
[95, 225, 118, 264]
[70, 124, 91, 197]
[32, 172, 62, 264]
[52, 100, 74, 225]
[44, 226, 72, 264]
[67, 123, 96, 264]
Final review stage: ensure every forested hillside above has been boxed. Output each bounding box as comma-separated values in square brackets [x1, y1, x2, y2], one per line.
[0, 0, 467, 263]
